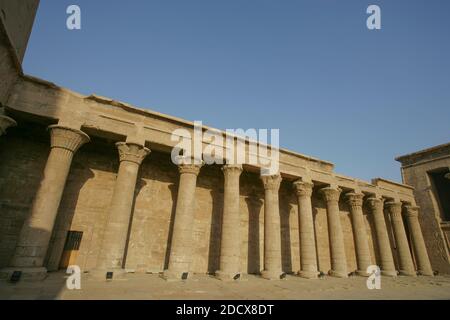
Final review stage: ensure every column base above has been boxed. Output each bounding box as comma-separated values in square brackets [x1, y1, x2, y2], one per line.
[261, 270, 285, 280]
[381, 269, 398, 277]
[417, 269, 434, 276]
[329, 270, 348, 278]
[398, 269, 417, 277]
[215, 270, 242, 281]
[355, 270, 370, 277]
[161, 270, 191, 281]
[0, 267, 47, 282]
[297, 270, 319, 279]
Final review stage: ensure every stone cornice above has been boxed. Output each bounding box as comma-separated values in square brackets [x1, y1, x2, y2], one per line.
[396, 142, 450, 166]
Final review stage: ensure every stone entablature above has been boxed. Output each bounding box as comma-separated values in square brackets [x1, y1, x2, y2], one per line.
[5, 75, 415, 204]
[396, 142, 450, 168]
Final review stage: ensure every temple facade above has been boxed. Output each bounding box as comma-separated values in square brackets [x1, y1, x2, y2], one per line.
[0, 1, 444, 281]
[396, 144, 450, 275]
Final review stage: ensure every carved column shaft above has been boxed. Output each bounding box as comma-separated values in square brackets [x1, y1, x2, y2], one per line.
[164, 161, 203, 280]
[385, 201, 416, 276]
[321, 187, 347, 278]
[293, 181, 318, 279]
[97, 142, 150, 271]
[366, 197, 397, 276]
[346, 192, 371, 276]
[261, 174, 283, 280]
[216, 165, 243, 280]
[10, 125, 89, 269]
[404, 206, 434, 276]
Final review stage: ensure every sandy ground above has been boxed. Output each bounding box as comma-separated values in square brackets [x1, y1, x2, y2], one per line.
[0, 272, 450, 300]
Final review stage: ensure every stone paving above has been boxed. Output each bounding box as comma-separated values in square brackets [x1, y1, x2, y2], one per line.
[1, 272, 450, 300]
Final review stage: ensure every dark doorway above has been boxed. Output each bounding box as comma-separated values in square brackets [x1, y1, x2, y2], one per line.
[429, 168, 450, 222]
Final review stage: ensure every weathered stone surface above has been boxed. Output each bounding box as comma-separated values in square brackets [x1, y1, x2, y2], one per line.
[293, 181, 318, 278]
[404, 205, 434, 276]
[396, 144, 450, 275]
[1, 1, 446, 282]
[260, 174, 283, 280]
[366, 197, 397, 277]
[320, 187, 348, 278]
[346, 192, 371, 276]
[216, 164, 243, 281]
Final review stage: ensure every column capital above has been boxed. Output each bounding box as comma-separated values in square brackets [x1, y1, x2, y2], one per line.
[48, 125, 90, 153]
[116, 142, 150, 165]
[222, 164, 243, 175]
[404, 205, 420, 219]
[345, 192, 364, 208]
[385, 201, 403, 218]
[293, 180, 314, 197]
[366, 197, 384, 211]
[260, 174, 282, 191]
[0, 115, 17, 135]
[320, 186, 341, 202]
[178, 162, 203, 176]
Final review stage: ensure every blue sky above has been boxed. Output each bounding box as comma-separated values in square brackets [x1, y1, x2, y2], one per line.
[23, 0, 450, 182]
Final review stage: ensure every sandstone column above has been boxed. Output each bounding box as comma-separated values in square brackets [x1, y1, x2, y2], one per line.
[346, 192, 371, 276]
[260, 174, 283, 280]
[97, 142, 150, 274]
[164, 159, 203, 280]
[366, 197, 397, 276]
[320, 187, 347, 278]
[9, 125, 89, 274]
[385, 201, 416, 276]
[293, 180, 318, 279]
[216, 164, 243, 280]
[0, 114, 17, 136]
[404, 205, 433, 276]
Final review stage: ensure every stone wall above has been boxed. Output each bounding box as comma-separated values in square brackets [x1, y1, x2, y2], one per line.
[0, 122, 48, 267]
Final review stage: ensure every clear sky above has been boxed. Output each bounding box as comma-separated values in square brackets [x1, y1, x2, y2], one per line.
[23, 0, 450, 183]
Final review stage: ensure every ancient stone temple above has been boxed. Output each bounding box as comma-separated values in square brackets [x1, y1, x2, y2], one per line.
[0, 1, 444, 282]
